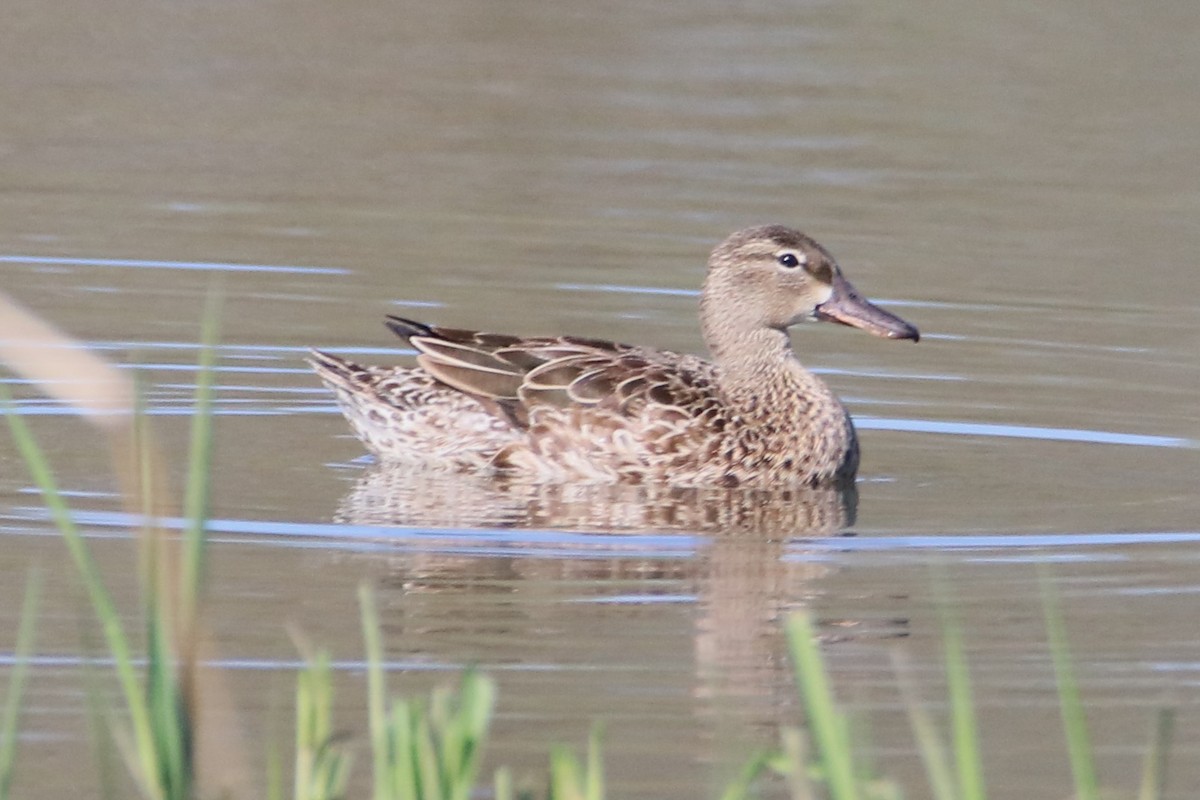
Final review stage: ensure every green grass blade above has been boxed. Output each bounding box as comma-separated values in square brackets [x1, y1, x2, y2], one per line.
[295, 654, 316, 800]
[1138, 708, 1174, 800]
[1, 390, 158, 788]
[453, 670, 494, 800]
[0, 571, 41, 800]
[548, 745, 583, 800]
[1039, 570, 1098, 800]
[784, 613, 860, 800]
[494, 767, 513, 800]
[82, 659, 122, 800]
[415, 711, 443, 800]
[392, 702, 418, 800]
[718, 749, 772, 800]
[772, 726, 816, 800]
[935, 585, 985, 800]
[267, 730, 283, 800]
[890, 649, 957, 800]
[926, 573, 984, 800]
[585, 723, 604, 800]
[359, 584, 389, 800]
[294, 646, 351, 800]
[181, 288, 221, 617]
[432, 684, 462, 798]
[147, 613, 188, 799]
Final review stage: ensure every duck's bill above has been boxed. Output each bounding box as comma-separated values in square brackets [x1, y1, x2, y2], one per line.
[815, 274, 920, 342]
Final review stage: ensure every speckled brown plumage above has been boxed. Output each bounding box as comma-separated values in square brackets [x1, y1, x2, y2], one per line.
[309, 225, 918, 487]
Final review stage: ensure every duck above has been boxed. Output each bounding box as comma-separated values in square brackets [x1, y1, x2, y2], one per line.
[309, 225, 918, 487]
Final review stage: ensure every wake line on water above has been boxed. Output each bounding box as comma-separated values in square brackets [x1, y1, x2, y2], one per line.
[6, 507, 1199, 563]
[855, 416, 1193, 448]
[0, 254, 349, 275]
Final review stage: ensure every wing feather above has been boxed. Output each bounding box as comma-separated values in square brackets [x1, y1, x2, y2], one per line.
[385, 315, 722, 427]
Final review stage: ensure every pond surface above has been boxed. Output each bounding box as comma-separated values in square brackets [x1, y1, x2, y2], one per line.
[2, 0, 1199, 797]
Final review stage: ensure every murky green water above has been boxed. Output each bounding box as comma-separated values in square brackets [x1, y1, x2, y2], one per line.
[2, 0, 1199, 797]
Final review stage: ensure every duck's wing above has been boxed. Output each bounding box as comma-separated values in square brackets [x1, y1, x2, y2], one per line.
[385, 315, 720, 427]
[387, 315, 538, 401]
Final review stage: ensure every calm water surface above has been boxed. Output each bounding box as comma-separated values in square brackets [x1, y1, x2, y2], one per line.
[1, 0, 1199, 797]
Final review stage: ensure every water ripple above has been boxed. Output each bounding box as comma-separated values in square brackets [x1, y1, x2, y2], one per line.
[856, 416, 1194, 448]
[0, 254, 349, 275]
[6, 507, 1198, 562]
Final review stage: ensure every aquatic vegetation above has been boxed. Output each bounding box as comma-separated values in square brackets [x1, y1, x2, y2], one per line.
[1, 290, 230, 799]
[291, 644, 354, 800]
[360, 585, 495, 800]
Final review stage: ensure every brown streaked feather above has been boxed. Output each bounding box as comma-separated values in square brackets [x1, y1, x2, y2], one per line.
[566, 369, 622, 404]
[410, 336, 522, 373]
[415, 353, 524, 401]
[384, 318, 708, 426]
[383, 316, 438, 343]
[307, 348, 523, 467]
[410, 337, 525, 400]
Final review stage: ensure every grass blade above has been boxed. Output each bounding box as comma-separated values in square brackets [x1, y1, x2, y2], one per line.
[718, 749, 772, 800]
[1138, 708, 1174, 800]
[585, 724, 604, 800]
[415, 711, 443, 799]
[939, 608, 984, 800]
[494, 767, 514, 800]
[1039, 570, 1099, 800]
[360, 583, 392, 800]
[784, 613, 860, 800]
[549, 744, 583, 800]
[890, 649, 957, 800]
[181, 287, 221, 620]
[0, 571, 41, 800]
[294, 643, 352, 800]
[82, 660, 123, 800]
[1, 389, 158, 788]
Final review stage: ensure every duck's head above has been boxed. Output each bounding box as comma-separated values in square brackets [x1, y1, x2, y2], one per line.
[701, 225, 919, 353]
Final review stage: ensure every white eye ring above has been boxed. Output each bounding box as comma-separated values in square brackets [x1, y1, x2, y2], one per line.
[776, 251, 806, 269]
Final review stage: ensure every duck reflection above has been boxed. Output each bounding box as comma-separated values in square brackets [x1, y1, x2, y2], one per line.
[334, 465, 873, 732]
[334, 463, 856, 536]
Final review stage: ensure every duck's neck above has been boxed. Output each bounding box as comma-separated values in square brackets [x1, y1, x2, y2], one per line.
[705, 324, 822, 409]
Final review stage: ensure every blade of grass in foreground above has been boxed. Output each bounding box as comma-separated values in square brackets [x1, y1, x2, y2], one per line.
[546, 725, 604, 800]
[890, 648, 957, 800]
[585, 723, 604, 800]
[1039, 569, 1099, 800]
[1138, 708, 1174, 800]
[0, 297, 247, 798]
[181, 288, 221, 622]
[294, 643, 353, 800]
[784, 613, 860, 800]
[359, 584, 391, 800]
[0, 571, 41, 800]
[775, 727, 816, 800]
[719, 749, 773, 800]
[360, 583, 497, 800]
[81, 658, 123, 800]
[1, 389, 159, 790]
[939, 602, 985, 800]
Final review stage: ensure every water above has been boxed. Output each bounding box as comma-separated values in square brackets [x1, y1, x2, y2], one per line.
[2, 0, 1199, 796]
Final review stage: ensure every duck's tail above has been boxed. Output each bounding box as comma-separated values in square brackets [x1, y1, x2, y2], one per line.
[306, 349, 373, 394]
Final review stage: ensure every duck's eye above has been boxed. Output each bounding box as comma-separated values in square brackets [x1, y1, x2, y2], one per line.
[777, 252, 803, 269]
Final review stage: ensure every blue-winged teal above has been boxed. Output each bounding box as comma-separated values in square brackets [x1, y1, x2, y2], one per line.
[310, 225, 918, 487]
